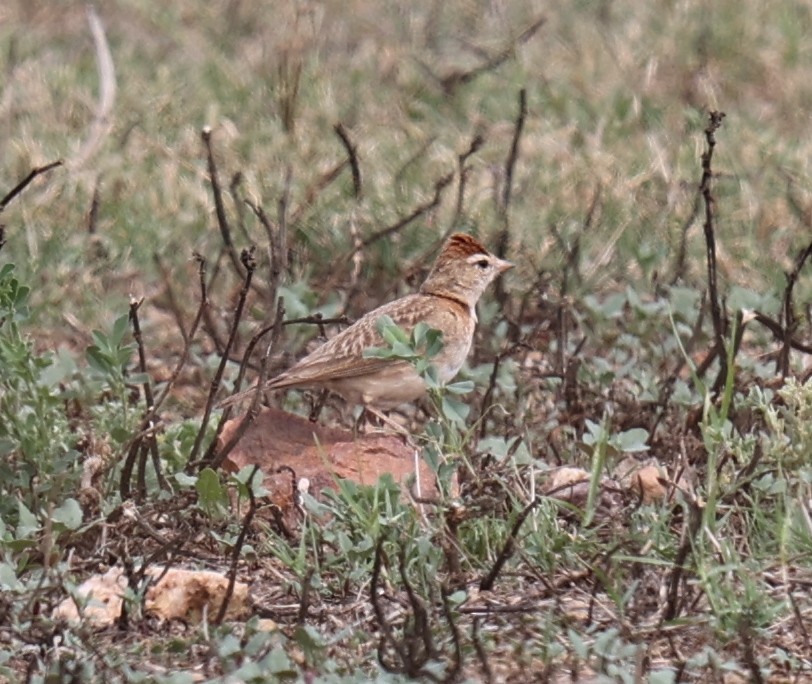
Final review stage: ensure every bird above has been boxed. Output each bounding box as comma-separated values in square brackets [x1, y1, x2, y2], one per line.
[219, 232, 512, 411]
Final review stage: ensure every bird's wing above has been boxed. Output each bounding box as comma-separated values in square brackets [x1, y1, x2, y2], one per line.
[268, 294, 439, 386]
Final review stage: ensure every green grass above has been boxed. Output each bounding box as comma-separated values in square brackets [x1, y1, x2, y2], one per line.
[2, 0, 812, 681]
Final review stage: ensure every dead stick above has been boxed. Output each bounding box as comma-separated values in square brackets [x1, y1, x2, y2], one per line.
[128, 297, 169, 494]
[779, 238, 812, 375]
[334, 123, 362, 200]
[479, 496, 540, 591]
[215, 464, 259, 625]
[452, 133, 485, 228]
[699, 111, 727, 389]
[359, 172, 454, 253]
[202, 127, 244, 278]
[205, 297, 286, 472]
[188, 248, 256, 468]
[0, 160, 63, 212]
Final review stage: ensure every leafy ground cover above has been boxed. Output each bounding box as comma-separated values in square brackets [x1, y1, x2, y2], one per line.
[1, 1, 812, 681]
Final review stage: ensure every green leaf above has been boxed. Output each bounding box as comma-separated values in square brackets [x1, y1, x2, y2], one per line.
[412, 322, 430, 346]
[441, 395, 470, 425]
[267, 646, 296, 675]
[614, 427, 650, 452]
[174, 472, 198, 487]
[15, 501, 39, 538]
[232, 465, 269, 497]
[362, 346, 393, 359]
[423, 328, 444, 357]
[390, 341, 416, 358]
[376, 315, 409, 345]
[445, 380, 474, 395]
[85, 346, 112, 374]
[446, 590, 467, 605]
[582, 419, 605, 446]
[0, 560, 22, 590]
[196, 468, 228, 517]
[52, 498, 83, 530]
[111, 314, 130, 346]
[293, 624, 325, 661]
[217, 634, 242, 658]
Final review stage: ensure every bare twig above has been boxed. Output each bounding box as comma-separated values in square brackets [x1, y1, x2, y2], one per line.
[670, 186, 703, 285]
[778, 238, 812, 376]
[494, 89, 526, 308]
[471, 618, 493, 683]
[87, 177, 101, 234]
[214, 464, 260, 625]
[0, 160, 63, 213]
[371, 537, 406, 671]
[296, 567, 315, 626]
[480, 496, 541, 591]
[128, 297, 169, 495]
[287, 159, 348, 227]
[699, 111, 727, 389]
[752, 311, 812, 355]
[738, 613, 765, 684]
[661, 495, 703, 622]
[438, 588, 462, 682]
[358, 172, 454, 253]
[202, 127, 245, 278]
[452, 133, 485, 228]
[423, 15, 545, 96]
[188, 248, 257, 468]
[477, 343, 526, 439]
[205, 297, 286, 472]
[500, 88, 527, 216]
[334, 123, 362, 200]
[152, 254, 209, 410]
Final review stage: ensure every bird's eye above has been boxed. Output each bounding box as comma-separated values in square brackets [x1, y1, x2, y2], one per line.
[475, 259, 490, 269]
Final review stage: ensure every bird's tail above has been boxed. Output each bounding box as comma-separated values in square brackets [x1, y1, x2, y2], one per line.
[217, 385, 261, 409]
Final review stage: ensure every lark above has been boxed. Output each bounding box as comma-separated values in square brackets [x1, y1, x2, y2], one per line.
[220, 233, 512, 411]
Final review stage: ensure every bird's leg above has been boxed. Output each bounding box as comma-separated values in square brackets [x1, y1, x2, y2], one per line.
[358, 406, 416, 446]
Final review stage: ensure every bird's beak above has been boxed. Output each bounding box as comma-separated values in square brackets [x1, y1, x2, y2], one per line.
[496, 257, 513, 273]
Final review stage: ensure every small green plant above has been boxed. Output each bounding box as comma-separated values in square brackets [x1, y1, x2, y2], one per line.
[364, 315, 477, 489]
[0, 263, 82, 545]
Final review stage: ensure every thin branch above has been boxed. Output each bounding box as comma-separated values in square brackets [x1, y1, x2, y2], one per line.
[87, 177, 101, 234]
[205, 297, 286, 472]
[202, 127, 244, 278]
[334, 123, 362, 200]
[188, 248, 256, 468]
[358, 172, 454, 253]
[479, 496, 541, 591]
[699, 111, 727, 389]
[287, 159, 348, 227]
[670, 187, 703, 285]
[752, 311, 812, 355]
[494, 89, 527, 309]
[501, 88, 527, 216]
[452, 133, 485, 228]
[214, 465, 260, 625]
[423, 15, 545, 96]
[661, 495, 703, 622]
[779, 238, 812, 375]
[128, 297, 169, 495]
[0, 160, 63, 213]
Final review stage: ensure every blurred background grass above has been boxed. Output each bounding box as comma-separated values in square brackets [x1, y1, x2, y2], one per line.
[1, 0, 811, 336]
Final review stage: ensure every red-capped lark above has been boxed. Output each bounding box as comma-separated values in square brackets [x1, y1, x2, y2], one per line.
[220, 233, 512, 412]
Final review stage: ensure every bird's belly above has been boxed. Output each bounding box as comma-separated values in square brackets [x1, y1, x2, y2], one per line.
[328, 369, 427, 410]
